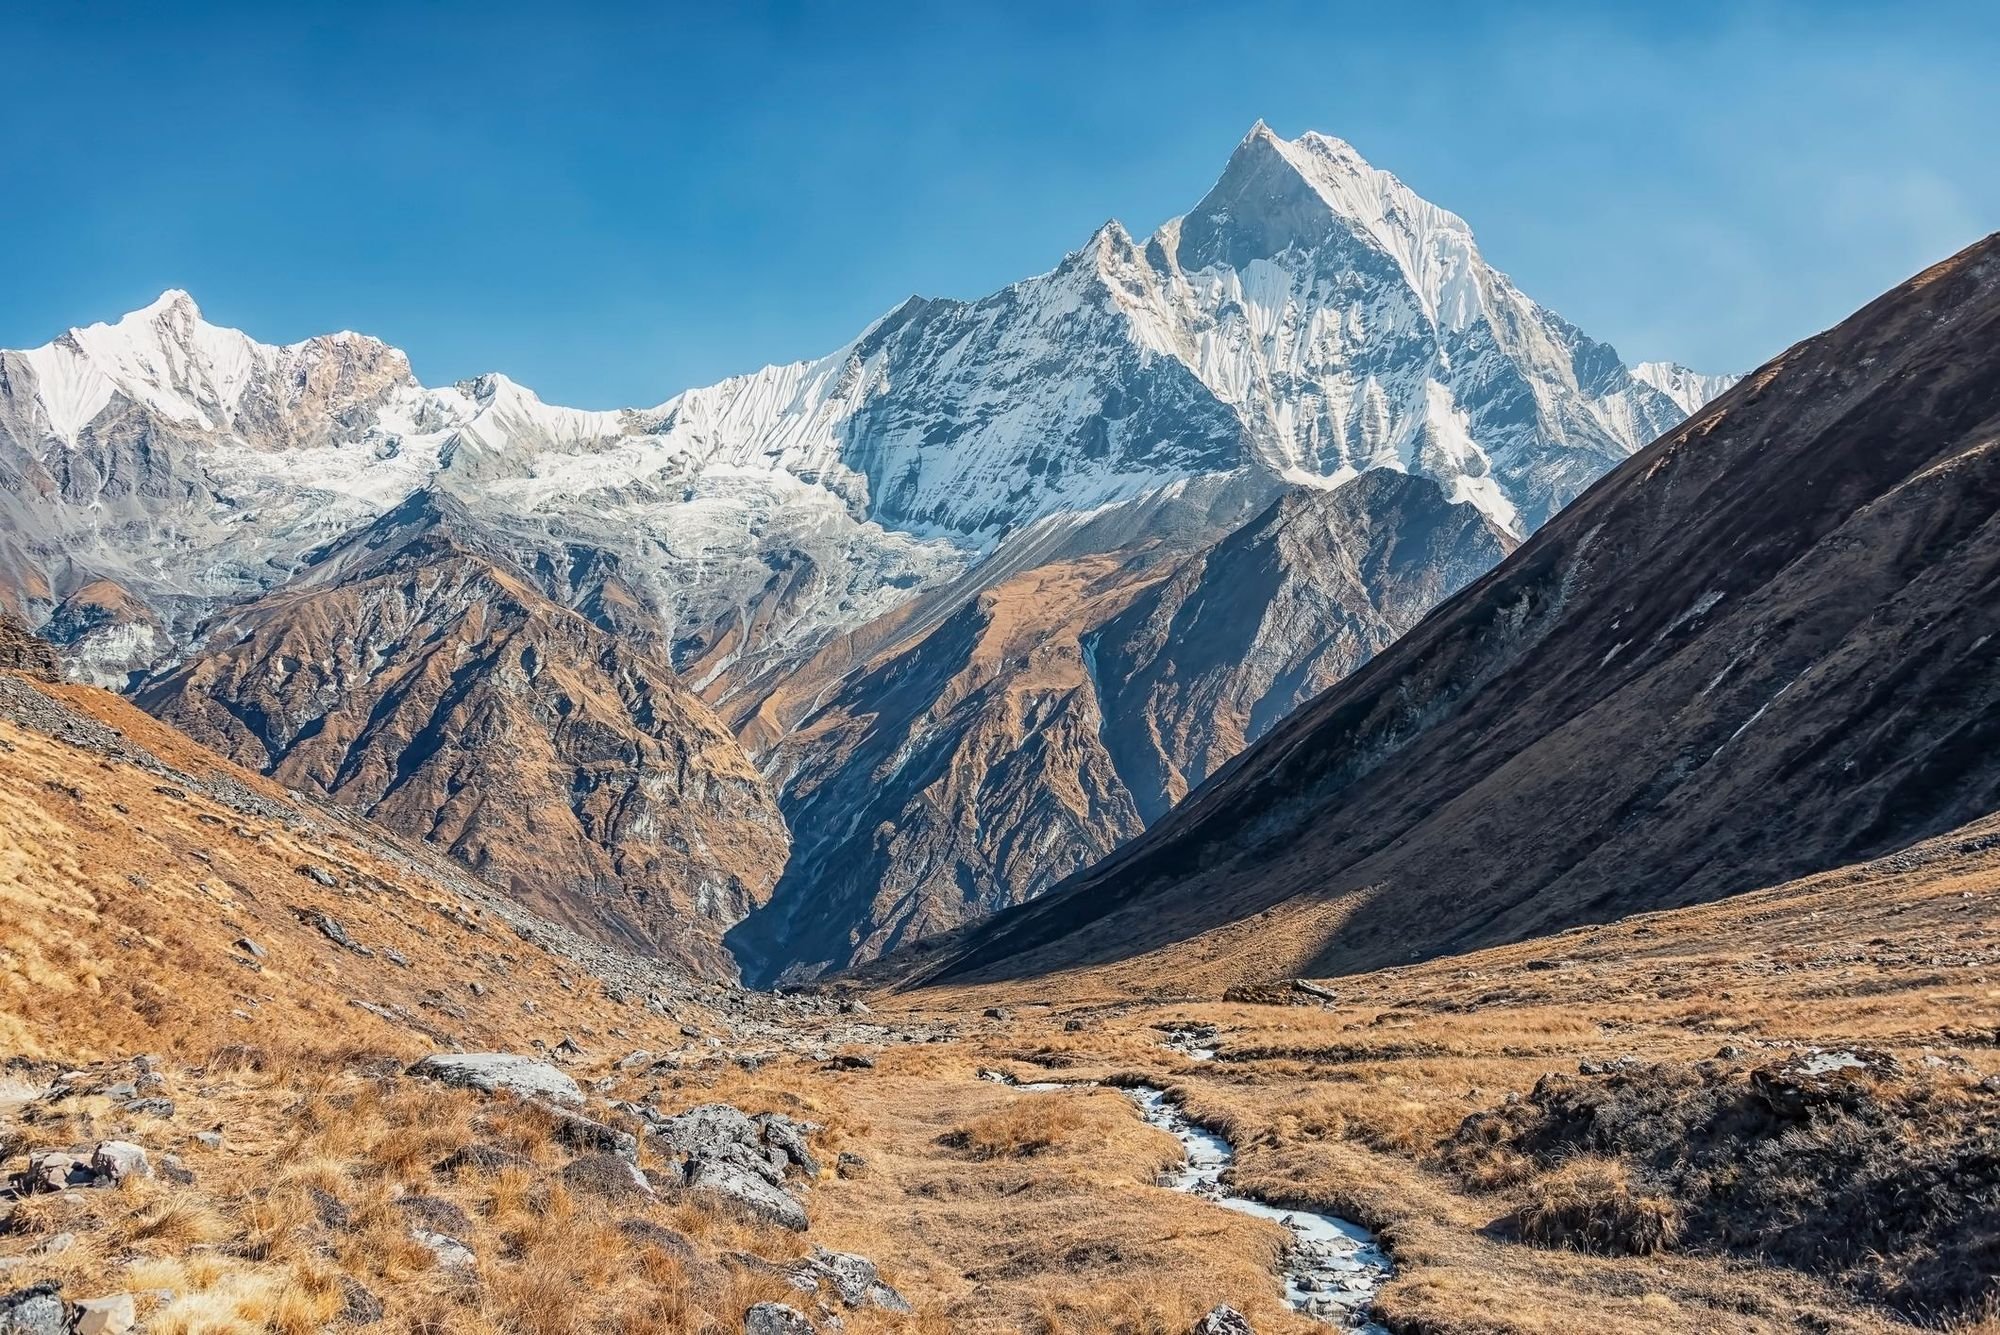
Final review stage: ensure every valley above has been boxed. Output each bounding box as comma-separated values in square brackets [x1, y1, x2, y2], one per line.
[1, 89, 1994, 1335]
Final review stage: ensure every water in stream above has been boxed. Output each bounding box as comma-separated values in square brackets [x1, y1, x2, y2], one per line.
[996, 1037, 1392, 1329]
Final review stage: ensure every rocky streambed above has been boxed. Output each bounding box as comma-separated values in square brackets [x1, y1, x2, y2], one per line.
[999, 1031, 1391, 1329]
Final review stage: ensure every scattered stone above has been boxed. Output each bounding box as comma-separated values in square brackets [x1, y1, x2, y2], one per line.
[1191, 1305, 1255, 1335]
[0, 1282, 67, 1335]
[411, 1229, 477, 1270]
[91, 1141, 151, 1184]
[121, 1097, 175, 1119]
[406, 1053, 583, 1106]
[744, 1302, 815, 1335]
[755, 1112, 821, 1178]
[803, 1248, 911, 1312]
[72, 1294, 135, 1335]
[25, 1152, 91, 1193]
[562, 1151, 655, 1202]
[301, 910, 371, 956]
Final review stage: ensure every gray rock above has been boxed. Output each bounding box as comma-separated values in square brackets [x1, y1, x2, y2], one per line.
[72, 1294, 134, 1335]
[0, 1283, 67, 1335]
[411, 1229, 476, 1270]
[233, 937, 266, 960]
[754, 1112, 821, 1178]
[24, 1152, 91, 1193]
[406, 1054, 583, 1106]
[744, 1302, 814, 1335]
[302, 910, 370, 956]
[1191, 1306, 1255, 1335]
[687, 1158, 808, 1231]
[121, 1098, 175, 1119]
[806, 1248, 911, 1312]
[91, 1141, 151, 1184]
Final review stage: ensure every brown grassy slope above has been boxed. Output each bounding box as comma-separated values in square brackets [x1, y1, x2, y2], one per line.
[0, 670, 730, 1061]
[917, 233, 2000, 993]
[879, 809, 2000, 1332]
[137, 490, 790, 980]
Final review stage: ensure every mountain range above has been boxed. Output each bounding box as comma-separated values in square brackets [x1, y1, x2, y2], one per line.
[0, 123, 1735, 979]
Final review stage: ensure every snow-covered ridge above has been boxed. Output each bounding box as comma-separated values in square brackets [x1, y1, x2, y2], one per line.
[1, 124, 1736, 689]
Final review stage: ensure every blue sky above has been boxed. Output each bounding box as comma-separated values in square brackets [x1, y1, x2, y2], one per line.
[7, 1, 1995, 406]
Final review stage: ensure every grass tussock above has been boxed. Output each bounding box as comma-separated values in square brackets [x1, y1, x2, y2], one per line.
[1506, 1156, 1680, 1256]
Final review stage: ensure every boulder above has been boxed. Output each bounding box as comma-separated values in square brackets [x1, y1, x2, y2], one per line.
[0, 1283, 66, 1335]
[72, 1294, 134, 1335]
[805, 1248, 911, 1312]
[24, 1152, 91, 1193]
[406, 1054, 583, 1106]
[1750, 1048, 1898, 1118]
[91, 1141, 151, 1184]
[754, 1112, 821, 1178]
[687, 1158, 808, 1231]
[411, 1229, 477, 1270]
[1191, 1306, 1255, 1335]
[744, 1303, 814, 1335]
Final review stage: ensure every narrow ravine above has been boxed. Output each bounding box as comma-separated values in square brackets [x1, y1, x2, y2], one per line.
[990, 1027, 1392, 1329]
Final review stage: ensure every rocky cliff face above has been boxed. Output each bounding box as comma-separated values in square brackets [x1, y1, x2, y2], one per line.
[914, 233, 2000, 992]
[139, 492, 790, 977]
[730, 472, 1514, 982]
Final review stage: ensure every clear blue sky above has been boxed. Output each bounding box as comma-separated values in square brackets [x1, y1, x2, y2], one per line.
[8, 1, 1996, 406]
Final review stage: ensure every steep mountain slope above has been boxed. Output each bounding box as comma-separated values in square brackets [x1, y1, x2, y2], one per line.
[137, 491, 790, 977]
[731, 472, 1513, 982]
[912, 233, 2000, 991]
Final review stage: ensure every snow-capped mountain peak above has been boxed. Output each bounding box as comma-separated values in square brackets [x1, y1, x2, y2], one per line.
[2, 124, 1735, 692]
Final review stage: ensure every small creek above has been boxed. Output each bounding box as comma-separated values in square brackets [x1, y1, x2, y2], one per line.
[993, 1026, 1391, 1329]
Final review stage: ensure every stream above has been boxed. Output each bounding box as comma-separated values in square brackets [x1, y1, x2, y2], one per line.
[993, 1026, 1392, 1329]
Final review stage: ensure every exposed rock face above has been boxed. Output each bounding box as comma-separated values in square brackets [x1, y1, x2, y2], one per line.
[0, 610, 58, 682]
[140, 493, 789, 976]
[731, 471, 1512, 982]
[919, 233, 2000, 991]
[406, 1054, 585, 1106]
